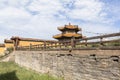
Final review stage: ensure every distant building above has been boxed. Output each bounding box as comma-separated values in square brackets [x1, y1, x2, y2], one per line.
[53, 23, 83, 41]
[4, 39, 14, 49]
[0, 44, 5, 56]
[0, 36, 57, 55]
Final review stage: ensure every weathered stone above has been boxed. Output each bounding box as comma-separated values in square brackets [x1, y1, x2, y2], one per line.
[15, 50, 120, 80]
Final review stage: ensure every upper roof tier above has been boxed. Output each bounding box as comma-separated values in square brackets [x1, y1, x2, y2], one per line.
[58, 23, 81, 31]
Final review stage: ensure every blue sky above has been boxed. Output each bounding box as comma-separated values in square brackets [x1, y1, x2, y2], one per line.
[0, 0, 120, 43]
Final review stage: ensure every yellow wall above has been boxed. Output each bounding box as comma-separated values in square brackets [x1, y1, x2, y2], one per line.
[5, 43, 14, 48]
[0, 47, 5, 56]
[19, 41, 44, 47]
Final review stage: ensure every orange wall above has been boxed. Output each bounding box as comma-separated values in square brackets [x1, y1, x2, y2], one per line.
[19, 41, 44, 47]
[0, 47, 5, 56]
[5, 43, 14, 48]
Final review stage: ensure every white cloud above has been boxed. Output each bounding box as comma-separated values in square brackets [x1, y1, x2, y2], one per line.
[26, 0, 111, 23]
[66, 0, 109, 23]
[0, 0, 119, 43]
[0, 0, 30, 8]
[0, 7, 31, 17]
[27, 0, 63, 16]
[0, 7, 31, 30]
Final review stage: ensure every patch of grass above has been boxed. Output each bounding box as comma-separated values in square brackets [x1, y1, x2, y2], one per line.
[0, 62, 62, 80]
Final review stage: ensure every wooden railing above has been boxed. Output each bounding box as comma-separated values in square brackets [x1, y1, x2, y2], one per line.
[16, 32, 120, 51]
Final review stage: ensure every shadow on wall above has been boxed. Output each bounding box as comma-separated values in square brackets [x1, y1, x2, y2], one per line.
[0, 71, 19, 80]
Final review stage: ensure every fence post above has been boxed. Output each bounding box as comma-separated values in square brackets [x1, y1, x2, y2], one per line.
[85, 40, 87, 47]
[44, 41, 46, 50]
[55, 43, 57, 48]
[100, 37, 104, 46]
[47, 43, 49, 49]
[65, 42, 67, 48]
[59, 42, 61, 49]
[41, 44, 43, 50]
[50, 42, 52, 49]
[71, 37, 75, 48]
[29, 43, 32, 51]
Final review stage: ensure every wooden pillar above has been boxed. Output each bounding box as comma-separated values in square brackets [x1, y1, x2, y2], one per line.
[55, 43, 57, 48]
[64, 42, 67, 48]
[44, 41, 46, 50]
[71, 37, 75, 48]
[100, 37, 104, 46]
[37, 45, 39, 49]
[59, 42, 61, 49]
[40, 44, 43, 50]
[50, 42, 52, 49]
[14, 38, 19, 50]
[48, 42, 50, 49]
[67, 42, 69, 48]
[29, 43, 32, 50]
[85, 40, 88, 47]
[13, 40, 16, 51]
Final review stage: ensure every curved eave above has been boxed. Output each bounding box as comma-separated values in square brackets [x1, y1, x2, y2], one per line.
[53, 34, 62, 39]
[58, 27, 64, 31]
[63, 33, 82, 37]
[53, 33, 82, 39]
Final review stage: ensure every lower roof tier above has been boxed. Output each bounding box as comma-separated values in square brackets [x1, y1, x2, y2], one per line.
[53, 33, 82, 39]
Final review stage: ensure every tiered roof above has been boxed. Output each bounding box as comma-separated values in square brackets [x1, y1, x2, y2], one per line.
[53, 23, 82, 40]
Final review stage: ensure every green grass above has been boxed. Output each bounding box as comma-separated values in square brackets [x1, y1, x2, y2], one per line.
[0, 62, 62, 80]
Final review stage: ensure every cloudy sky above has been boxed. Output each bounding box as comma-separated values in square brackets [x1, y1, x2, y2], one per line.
[0, 0, 120, 43]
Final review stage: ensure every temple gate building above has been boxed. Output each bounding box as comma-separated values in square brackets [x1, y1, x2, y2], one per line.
[4, 39, 14, 49]
[53, 23, 83, 41]
[11, 36, 57, 49]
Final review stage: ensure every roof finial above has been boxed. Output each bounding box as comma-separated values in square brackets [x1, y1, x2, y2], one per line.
[69, 22, 71, 25]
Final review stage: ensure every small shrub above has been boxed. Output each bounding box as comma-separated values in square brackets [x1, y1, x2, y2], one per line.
[6, 47, 14, 53]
